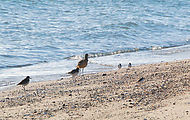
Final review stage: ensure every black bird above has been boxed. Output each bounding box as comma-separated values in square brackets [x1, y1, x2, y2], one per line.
[68, 68, 79, 78]
[17, 76, 31, 91]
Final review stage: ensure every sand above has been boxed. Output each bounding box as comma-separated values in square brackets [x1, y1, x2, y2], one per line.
[0, 59, 190, 120]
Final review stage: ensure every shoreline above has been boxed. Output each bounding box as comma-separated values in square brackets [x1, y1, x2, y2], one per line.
[1, 44, 190, 90]
[0, 59, 190, 119]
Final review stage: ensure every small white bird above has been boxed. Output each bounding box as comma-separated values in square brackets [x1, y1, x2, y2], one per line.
[128, 63, 132, 68]
[118, 63, 122, 69]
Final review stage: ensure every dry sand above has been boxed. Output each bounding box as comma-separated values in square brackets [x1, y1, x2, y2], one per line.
[0, 59, 190, 120]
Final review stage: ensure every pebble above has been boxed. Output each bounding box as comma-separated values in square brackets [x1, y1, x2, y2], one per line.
[186, 111, 189, 115]
[102, 74, 107, 76]
[129, 106, 133, 108]
[103, 82, 107, 84]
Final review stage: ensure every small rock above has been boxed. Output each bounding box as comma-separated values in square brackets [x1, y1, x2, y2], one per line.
[103, 82, 107, 84]
[123, 104, 127, 106]
[102, 73, 107, 76]
[130, 102, 134, 105]
[62, 104, 66, 108]
[137, 77, 144, 82]
[0, 100, 5, 102]
[129, 106, 133, 108]
[5, 97, 9, 100]
[24, 114, 30, 116]
[34, 110, 37, 113]
[186, 111, 189, 115]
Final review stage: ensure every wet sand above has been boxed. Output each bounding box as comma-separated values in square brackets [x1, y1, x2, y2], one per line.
[0, 59, 190, 120]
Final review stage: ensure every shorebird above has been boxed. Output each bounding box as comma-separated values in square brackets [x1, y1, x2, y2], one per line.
[128, 63, 132, 68]
[118, 63, 122, 69]
[77, 54, 88, 74]
[68, 68, 79, 79]
[17, 76, 31, 91]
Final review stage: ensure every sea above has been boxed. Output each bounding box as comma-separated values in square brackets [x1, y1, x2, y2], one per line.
[0, 0, 190, 89]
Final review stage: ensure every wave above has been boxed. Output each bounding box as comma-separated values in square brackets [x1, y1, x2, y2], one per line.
[1, 43, 189, 69]
[0, 55, 27, 58]
[67, 43, 190, 60]
[0, 61, 48, 69]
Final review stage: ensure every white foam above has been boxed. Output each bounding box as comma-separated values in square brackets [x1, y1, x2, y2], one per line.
[91, 44, 190, 67]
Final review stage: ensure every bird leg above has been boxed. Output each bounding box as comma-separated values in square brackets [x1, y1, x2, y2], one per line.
[72, 76, 75, 80]
[22, 86, 26, 91]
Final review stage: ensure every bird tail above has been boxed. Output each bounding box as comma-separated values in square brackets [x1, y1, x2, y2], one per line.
[17, 82, 21, 85]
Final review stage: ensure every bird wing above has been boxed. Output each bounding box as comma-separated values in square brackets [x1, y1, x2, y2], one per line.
[77, 60, 88, 68]
[68, 68, 78, 74]
[17, 78, 27, 85]
[17, 80, 24, 85]
[78, 60, 84, 65]
[68, 70, 74, 74]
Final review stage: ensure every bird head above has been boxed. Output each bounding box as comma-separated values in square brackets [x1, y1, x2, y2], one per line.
[85, 54, 88, 60]
[26, 76, 31, 79]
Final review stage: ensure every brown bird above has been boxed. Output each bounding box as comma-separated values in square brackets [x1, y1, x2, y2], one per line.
[77, 54, 88, 74]
[68, 68, 79, 79]
[17, 76, 31, 91]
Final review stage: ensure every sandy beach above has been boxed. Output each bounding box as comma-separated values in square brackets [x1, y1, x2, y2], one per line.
[0, 59, 190, 120]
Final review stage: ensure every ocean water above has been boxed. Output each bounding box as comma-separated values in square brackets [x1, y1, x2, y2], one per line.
[0, 0, 190, 89]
